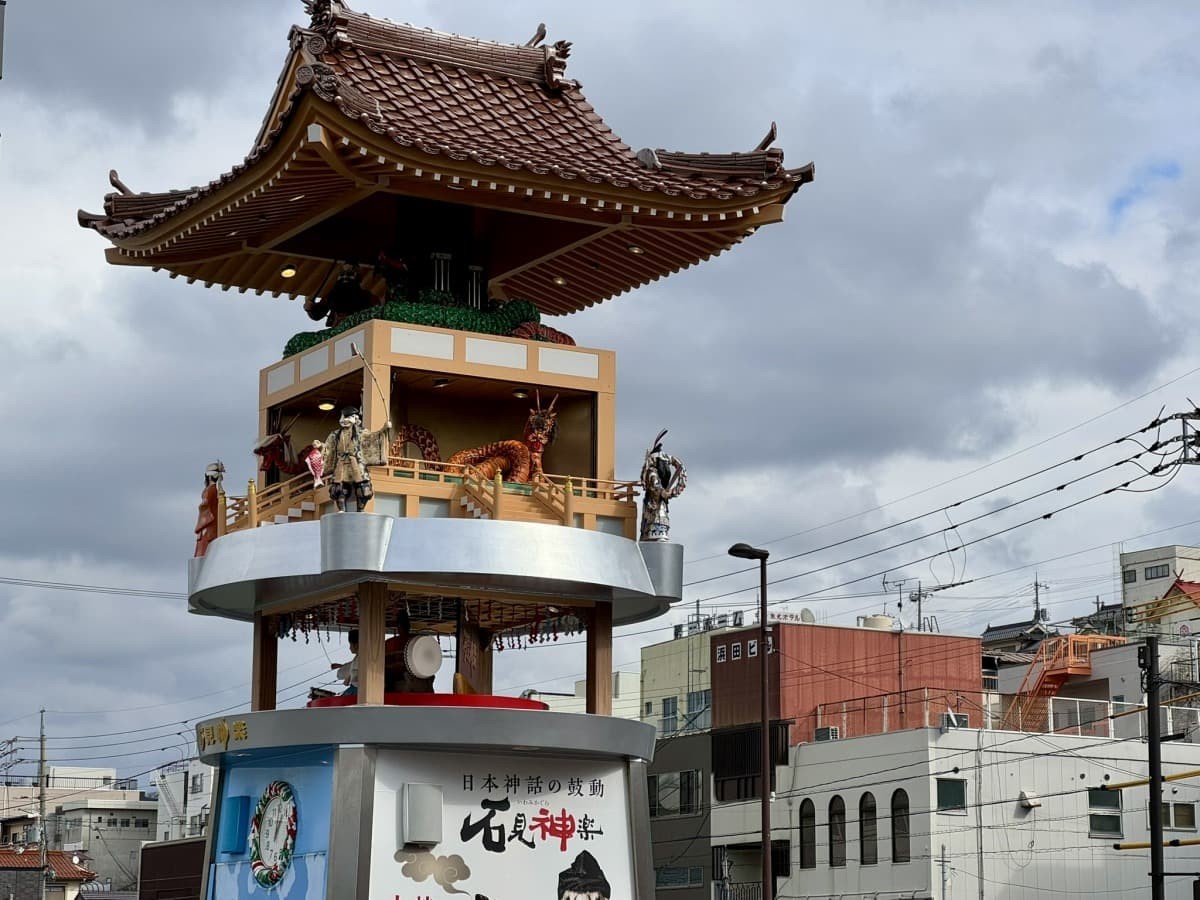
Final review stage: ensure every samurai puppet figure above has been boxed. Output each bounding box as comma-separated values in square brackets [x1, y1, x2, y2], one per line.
[639, 429, 687, 541]
[320, 407, 391, 512]
[194, 461, 225, 557]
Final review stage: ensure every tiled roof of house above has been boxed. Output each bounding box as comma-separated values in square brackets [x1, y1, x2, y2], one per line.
[83, 0, 812, 242]
[981, 619, 1051, 642]
[0, 849, 96, 881]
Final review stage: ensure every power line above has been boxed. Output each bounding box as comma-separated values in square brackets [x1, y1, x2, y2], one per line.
[684, 363, 1200, 566]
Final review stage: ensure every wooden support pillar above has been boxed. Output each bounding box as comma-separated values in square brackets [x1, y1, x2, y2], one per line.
[357, 582, 387, 706]
[586, 603, 613, 715]
[251, 613, 278, 711]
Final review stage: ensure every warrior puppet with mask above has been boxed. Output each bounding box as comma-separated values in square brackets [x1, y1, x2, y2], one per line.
[319, 407, 392, 512]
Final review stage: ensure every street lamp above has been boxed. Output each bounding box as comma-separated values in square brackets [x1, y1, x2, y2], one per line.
[728, 542, 771, 900]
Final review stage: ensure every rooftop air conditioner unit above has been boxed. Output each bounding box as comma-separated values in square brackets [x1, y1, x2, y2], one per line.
[732, 611, 744, 627]
[940, 713, 969, 730]
[814, 726, 840, 742]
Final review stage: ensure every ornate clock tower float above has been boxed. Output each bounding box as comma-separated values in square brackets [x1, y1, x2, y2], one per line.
[79, 2, 811, 897]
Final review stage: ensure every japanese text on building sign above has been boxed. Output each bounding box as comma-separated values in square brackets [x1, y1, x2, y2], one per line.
[460, 796, 606, 853]
[461, 773, 605, 797]
[196, 719, 249, 753]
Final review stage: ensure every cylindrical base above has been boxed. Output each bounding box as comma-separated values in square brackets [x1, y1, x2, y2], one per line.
[196, 706, 656, 900]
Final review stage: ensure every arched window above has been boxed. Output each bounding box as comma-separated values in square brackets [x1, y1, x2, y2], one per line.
[860, 792, 878, 865]
[799, 799, 816, 869]
[891, 788, 910, 863]
[829, 795, 846, 867]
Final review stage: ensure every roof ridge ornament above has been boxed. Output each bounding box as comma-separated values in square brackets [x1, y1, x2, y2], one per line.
[108, 169, 134, 196]
[303, 0, 351, 47]
[524, 23, 547, 48]
[754, 121, 778, 152]
[543, 39, 576, 91]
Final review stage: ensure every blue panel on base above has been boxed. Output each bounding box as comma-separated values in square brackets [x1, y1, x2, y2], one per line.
[216, 795, 250, 853]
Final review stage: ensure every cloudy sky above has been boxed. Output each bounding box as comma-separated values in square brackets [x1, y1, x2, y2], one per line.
[2, 0, 1199, 779]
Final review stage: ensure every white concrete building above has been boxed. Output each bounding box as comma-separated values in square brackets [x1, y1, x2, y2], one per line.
[1121, 545, 1200, 610]
[151, 758, 214, 841]
[524, 671, 641, 718]
[711, 724, 1200, 899]
[51, 797, 157, 891]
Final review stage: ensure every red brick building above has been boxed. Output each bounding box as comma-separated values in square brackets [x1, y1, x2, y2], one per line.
[710, 620, 983, 742]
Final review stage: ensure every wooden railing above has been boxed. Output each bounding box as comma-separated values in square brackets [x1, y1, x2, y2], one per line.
[460, 466, 499, 518]
[543, 473, 638, 504]
[218, 457, 637, 534]
[385, 456, 466, 484]
[531, 476, 569, 523]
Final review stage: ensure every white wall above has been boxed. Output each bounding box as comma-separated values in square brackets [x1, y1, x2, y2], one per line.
[1121, 545, 1200, 609]
[530, 671, 642, 719]
[711, 727, 1200, 899]
[151, 759, 214, 841]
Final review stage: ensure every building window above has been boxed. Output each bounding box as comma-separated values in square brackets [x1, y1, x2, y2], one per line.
[660, 696, 678, 735]
[648, 770, 702, 818]
[106, 818, 117, 827]
[191, 772, 205, 793]
[686, 689, 711, 731]
[731, 642, 742, 661]
[891, 789, 910, 863]
[645, 701, 653, 716]
[860, 792, 878, 865]
[748, 639, 758, 657]
[1123, 569, 1137, 584]
[712, 722, 789, 802]
[716, 644, 727, 663]
[1146, 564, 1171, 580]
[1161, 802, 1197, 831]
[654, 866, 703, 888]
[799, 799, 816, 869]
[1088, 788, 1122, 837]
[936, 779, 967, 812]
[829, 795, 847, 867]
[771, 839, 791, 878]
[119, 818, 130, 828]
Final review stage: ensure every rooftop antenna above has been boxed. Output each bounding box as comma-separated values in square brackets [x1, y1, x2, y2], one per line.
[0, 1, 7, 81]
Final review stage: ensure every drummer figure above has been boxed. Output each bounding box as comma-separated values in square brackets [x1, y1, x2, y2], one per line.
[384, 611, 436, 693]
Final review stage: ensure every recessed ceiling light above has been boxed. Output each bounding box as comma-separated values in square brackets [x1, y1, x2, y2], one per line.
[317, 400, 336, 411]
[280, 263, 298, 278]
[552, 275, 568, 287]
[627, 244, 645, 255]
[433, 377, 451, 388]
[512, 388, 530, 399]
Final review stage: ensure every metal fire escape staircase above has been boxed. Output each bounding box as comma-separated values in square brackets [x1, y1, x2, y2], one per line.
[1001, 635, 1126, 731]
[156, 772, 184, 838]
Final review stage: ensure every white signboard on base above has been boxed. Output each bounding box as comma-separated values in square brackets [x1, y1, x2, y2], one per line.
[371, 750, 633, 900]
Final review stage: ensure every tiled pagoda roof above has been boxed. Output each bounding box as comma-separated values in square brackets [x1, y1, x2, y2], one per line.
[79, 0, 813, 314]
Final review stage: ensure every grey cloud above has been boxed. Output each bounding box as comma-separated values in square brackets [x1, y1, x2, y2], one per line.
[3, 0, 1200, 774]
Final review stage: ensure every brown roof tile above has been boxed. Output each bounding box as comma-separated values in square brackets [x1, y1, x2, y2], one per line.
[80, 1, 811, 242]
[0, 850, 97, 881]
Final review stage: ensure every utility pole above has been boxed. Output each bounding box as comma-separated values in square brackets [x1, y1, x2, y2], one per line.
[939, 844, 949, 900]
[39, 708, 47, 900]
[1140, 637, 1165, 900]
[0, 0, 7, 81]
[1033, 574, 1049, 623]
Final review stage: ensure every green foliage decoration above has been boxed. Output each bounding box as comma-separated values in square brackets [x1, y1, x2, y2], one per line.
[282, 298, 543, 358]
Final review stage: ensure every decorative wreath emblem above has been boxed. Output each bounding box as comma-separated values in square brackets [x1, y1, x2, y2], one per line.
[248, 780, 298, 888]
